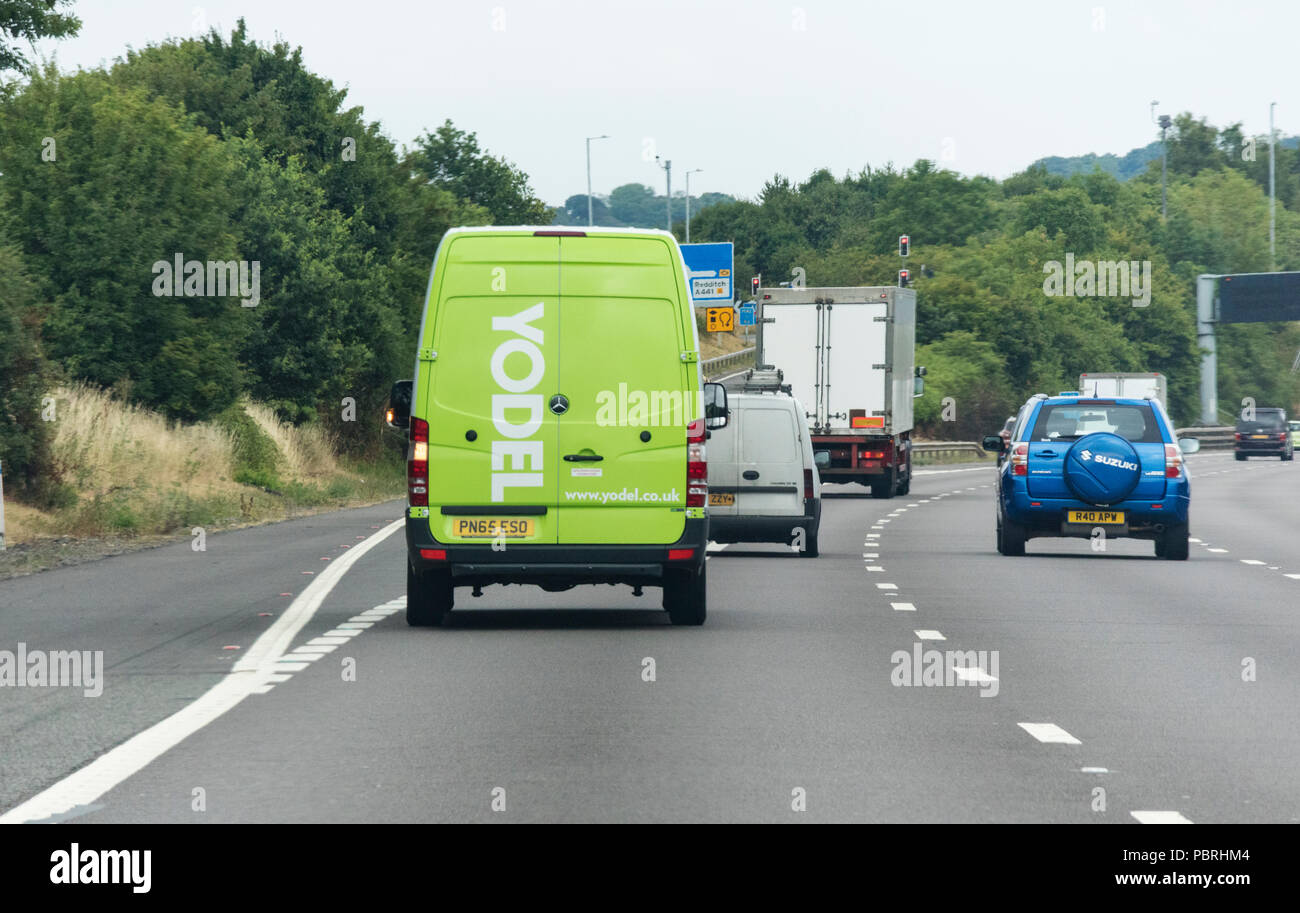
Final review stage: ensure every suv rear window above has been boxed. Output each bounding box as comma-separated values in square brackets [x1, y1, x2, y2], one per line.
[1237, 411, 1286, 432]
[1028, 403, 1164, 443]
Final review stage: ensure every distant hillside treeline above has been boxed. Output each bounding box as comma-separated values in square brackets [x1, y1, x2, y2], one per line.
[551, 186, 736, 228]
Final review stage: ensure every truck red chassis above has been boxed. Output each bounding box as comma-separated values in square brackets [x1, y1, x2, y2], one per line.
[812, 430, 912, 498]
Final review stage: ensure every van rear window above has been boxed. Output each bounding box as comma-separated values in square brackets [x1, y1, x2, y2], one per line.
[1028, 403, 1163, 443]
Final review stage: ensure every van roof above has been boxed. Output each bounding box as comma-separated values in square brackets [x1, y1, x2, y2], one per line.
[442, 225, 678, 241]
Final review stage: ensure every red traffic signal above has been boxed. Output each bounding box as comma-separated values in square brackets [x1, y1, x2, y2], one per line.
[899, 235, 910, 257]
[751, 276, 760, 296]
[898, 269, 910, 288]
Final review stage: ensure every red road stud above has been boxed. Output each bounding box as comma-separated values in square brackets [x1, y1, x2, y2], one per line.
[222, 645, 241, 651]
[258, 612, 272, 617]
[280, 593, 292, 597]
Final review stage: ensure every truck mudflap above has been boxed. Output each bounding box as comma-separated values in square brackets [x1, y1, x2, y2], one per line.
[406, 515, 708, 588]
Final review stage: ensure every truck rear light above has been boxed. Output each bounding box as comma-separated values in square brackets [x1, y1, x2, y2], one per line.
[804, 468, 814, 500]
[687, 418, 707, 507]
[419, 549, 446, 561]
[1010, 443, 1028, 476]
[1164, 443, 1183, 478]
[409, 417, 430, 507]
[668, 548, 695, 561]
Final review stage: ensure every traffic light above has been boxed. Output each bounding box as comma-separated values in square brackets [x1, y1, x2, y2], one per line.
[898, 269, 910, 288]
[751, 276, 760, 297]
[899, 235, 910, 257]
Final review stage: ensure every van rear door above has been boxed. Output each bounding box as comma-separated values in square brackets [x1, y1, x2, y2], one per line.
[423, 234, 560, 544]
[737, 400, 803, 516]
[554, 234, 692, 545]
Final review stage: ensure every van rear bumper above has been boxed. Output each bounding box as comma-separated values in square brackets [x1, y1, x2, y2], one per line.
[406, 516, 707, 588]
[709, 500, 821, 545]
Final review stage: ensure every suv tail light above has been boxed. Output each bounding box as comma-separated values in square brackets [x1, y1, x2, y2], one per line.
[687, 418, 707, 508]
[1010, 443, 1028, 476]
[1279, 432, 1289, 441]
[1164, 443, 1183, 479]
[409, 417, 429, 506]
[1234, 432, 1243, 441]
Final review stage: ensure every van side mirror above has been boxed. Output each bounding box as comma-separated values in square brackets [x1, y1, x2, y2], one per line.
[387, 379, 413, 430]
[914, 365, 927, 397]
[703, 382, 729, 430]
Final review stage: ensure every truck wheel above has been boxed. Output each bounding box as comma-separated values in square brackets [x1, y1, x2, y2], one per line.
[871, 472, 896, 499]
[407, 561, 453, 627]
[800, 525, 820, 558]
[997, 514, 1026, 556]
[1158, 523, 1189, 560]
[663, 565, 707, 625]
[896, 477, 911, 496]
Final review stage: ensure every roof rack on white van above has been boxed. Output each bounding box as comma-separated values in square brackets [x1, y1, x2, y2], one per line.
[742, 368, 792, 395]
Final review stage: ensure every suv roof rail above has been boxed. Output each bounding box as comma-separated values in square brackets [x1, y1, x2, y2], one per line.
[742, 368, 792, 395]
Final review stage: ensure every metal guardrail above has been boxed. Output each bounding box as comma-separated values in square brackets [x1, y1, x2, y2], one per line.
[1175, 426, 1235, 451]
[911, 441, 988, 458]
[701, 346, 756, 379]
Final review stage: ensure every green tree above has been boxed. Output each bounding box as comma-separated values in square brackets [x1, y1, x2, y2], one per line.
[405, 120, 549, 224]
[0, 0, 80, 73]
[0, 238, 50, 489]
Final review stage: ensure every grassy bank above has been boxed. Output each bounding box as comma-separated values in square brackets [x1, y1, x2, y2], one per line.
[1, 386, 403, 575]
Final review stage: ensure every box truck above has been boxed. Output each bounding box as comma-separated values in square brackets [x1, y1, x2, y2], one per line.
[754, 285, 917, 498]
[1078, 372, 1167, 409]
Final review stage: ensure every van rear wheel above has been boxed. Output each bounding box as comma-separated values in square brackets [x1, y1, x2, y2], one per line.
[663, 565, 707, 626]
[407, 561, 453, 627]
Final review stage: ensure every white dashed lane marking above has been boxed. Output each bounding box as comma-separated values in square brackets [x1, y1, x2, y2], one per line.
[1018, 723, 1082, 745]
[1131, 810, 1193, 824]
[891, 602, 916, 612]
[915, 630, 945, 640]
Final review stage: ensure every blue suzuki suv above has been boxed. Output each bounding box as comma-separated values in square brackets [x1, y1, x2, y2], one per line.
[982, 394, 1200, 559]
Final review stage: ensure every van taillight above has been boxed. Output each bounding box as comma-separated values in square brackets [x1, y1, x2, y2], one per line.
[687, 418, 707, 507]
[1011, 443, 1028, 476]
[1164, 443, 1183, 479]
[804, 468, 814, 501]
[409, 417, 429, 507]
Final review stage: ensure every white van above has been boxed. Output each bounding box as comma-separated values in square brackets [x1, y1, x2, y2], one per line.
[707, 393, 822, 557]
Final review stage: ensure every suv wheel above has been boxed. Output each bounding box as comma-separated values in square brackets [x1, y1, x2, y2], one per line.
[663, 565, 707, 625]
[1235, 452, 1246, 461]
[997, 512, 1026, 556]
[1157, 523, 1190, 561]
[1283, 448, 1294, 462]
[407, 561, 453, 627]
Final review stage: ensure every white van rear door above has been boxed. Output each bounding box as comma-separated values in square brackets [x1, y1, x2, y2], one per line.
[738, 402, 802, 515]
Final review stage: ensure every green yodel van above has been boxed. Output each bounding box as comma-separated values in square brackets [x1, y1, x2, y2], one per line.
[388, 227, 729, 627]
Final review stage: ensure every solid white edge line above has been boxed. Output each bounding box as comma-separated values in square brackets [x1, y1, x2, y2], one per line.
[0, 516, 405, 824]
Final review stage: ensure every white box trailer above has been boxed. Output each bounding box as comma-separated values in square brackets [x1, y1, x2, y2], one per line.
[1078, 372, 1167, 408]
[756, 286, 916, 497]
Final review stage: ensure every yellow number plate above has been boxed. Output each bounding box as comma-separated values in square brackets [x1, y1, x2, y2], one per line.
[1067, 510, 1125, 524]
[452, 518, 535, 538]
[709, 492, 735, 506]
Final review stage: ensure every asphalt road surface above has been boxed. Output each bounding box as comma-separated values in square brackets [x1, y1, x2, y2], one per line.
[2, 450, 1296, 822]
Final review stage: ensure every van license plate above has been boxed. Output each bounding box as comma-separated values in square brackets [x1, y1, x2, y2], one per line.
[452, 518, 535, 538]
[709, 493, 735, 506]
[1067, 510, 1125, 524]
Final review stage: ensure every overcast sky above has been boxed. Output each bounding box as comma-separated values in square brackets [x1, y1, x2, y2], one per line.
[31, 0, 1297, 205]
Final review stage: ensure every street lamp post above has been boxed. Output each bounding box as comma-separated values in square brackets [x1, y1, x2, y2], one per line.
[684, 168, 703, 242]
[655, 155, 672, 233]
[1158, 114, 1172, 220]
[585, 134, 609, 227]
[1270, 103, 1277, 269]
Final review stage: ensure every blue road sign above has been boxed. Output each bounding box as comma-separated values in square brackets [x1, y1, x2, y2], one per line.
[680, 242, 734, 304]
[738, 304, 756, 326]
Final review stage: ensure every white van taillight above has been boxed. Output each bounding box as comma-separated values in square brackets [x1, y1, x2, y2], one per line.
[804, 468, 814, 501]
[687, 418, 707, 508]
[1010, 443, 1028, 476]
[1164, 443, 1183, 479]
[409, 417, 430, 507]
